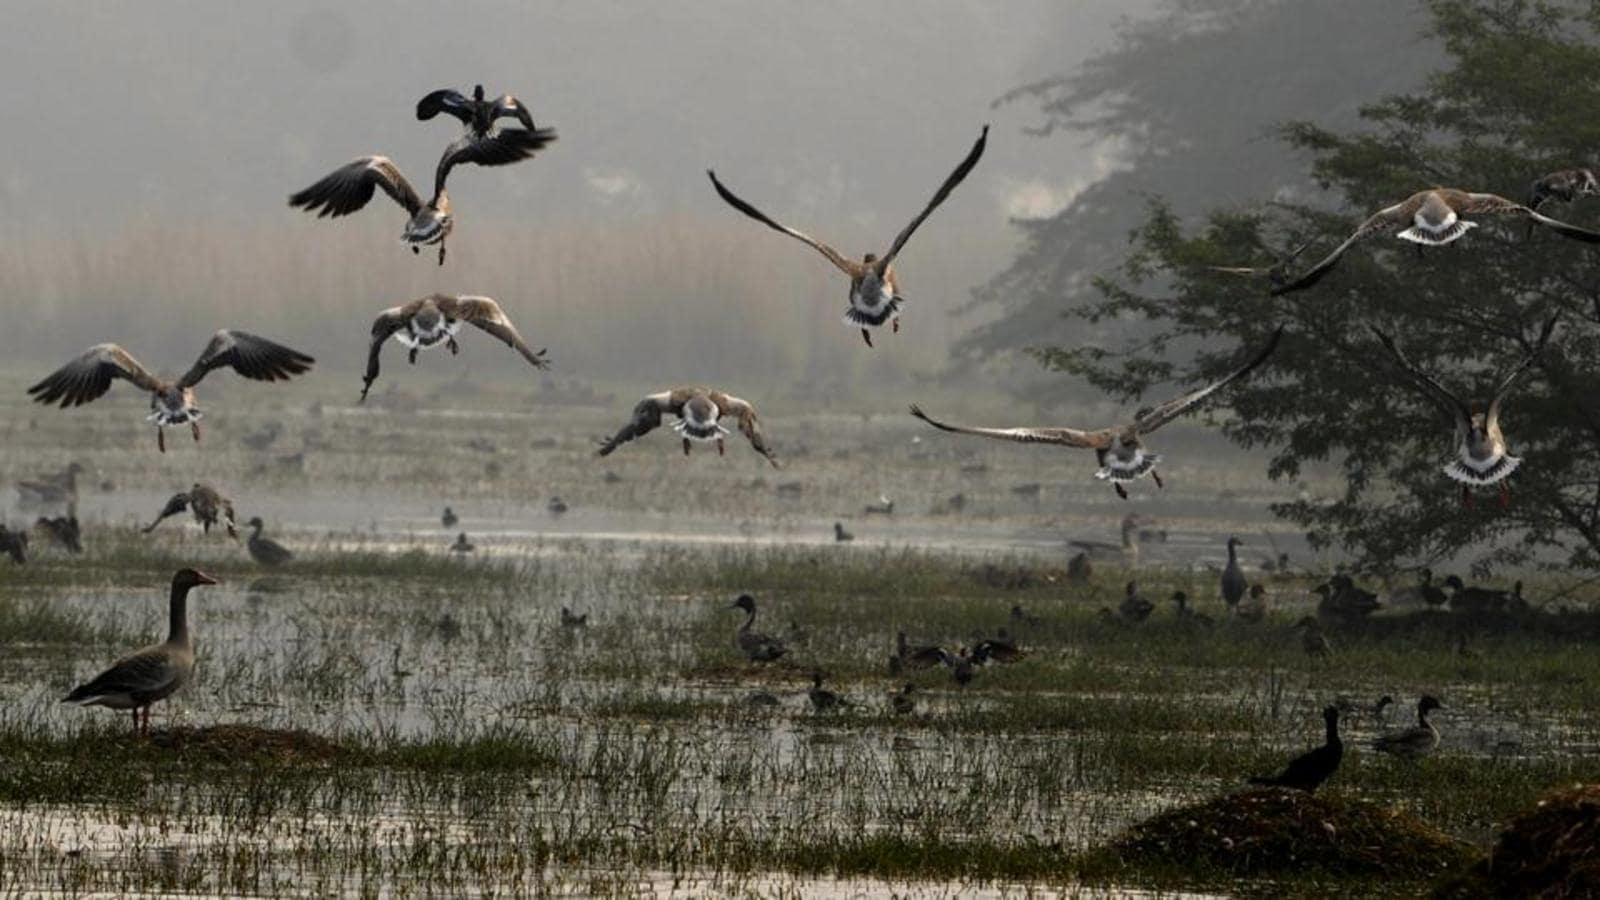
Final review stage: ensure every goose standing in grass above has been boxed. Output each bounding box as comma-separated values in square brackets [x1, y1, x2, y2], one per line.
[15, 461, 84, 507]
[559, 607, 588, 629]
[1441, 575, 1511, 614]
[1373, 696, 1443, 759]
[1220, 537, 1247, 613]
[1119, 581, 1156, 623]
[416, 83, 541, 139]
[359, 294, 550, 400]
[1527, 168, 1598, 213]
[808, 671, 845, 712]
[144, 483, 238, 538]
[1070, 514, 1143, 568]
[441, 507, 459, 528]
[909, 328, 1282, 498]
[730, 594, 787, 663]
[1369, 317, 1556, 507]
[449, 532, 475, 554]
[1315, 575, 1382, 619]
[891, 683, 917, 715]
[833, 522, 854, 543]
[34, 513, 82, 554]
[1248, 706, 1342, 792]
[288, 127, 555, 265]
[246, 517, 293, 567]
[1296, 616, 1333, 657]
[61, 568, 218, 737]
[1271, 189, 1600, 295]
[0, 525, 27, 564]
[707, 126, 988, 347]
[596, 388, 780, 466]
[1237, 583, 1270, 623]
[1389, 568, 1448, 610]
[1066, 551, 1092, 583]
[28, 332, 315, 453]
[546, 496, 569, 517]
[1171, 591, 1214, 626]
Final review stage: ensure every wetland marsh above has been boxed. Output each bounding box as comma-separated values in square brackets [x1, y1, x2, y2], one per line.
[2, 385, 1596, 897]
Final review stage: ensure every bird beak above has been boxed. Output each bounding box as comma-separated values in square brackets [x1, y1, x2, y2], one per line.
[196, 571, 220, 585]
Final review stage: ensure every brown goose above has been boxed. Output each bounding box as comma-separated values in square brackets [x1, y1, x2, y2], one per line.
[61, 568, 218, 736]
[34, 513, 82, 554]
[1273, 188, 1600, 295]
[596, 388, 779, 467]
[1369, 316, 1556, 507]
[288, 128, 554, 265]
[246, 517, 293, 567]
[361, 294, 550, 400]
[707, 125, 988, 347]
[417, 83, 540, 137]
[27, 331, 314, 453]
[144, 483, 238, 538]
[910, 328, 1282, 498]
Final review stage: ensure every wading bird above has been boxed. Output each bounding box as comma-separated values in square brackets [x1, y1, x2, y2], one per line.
[909, 328, 1281, 498]
[597, 388, 779, 467]
[1369, 317, 1556, 507]
[61, 568, 218, 737]
[28, 332, 314, 453]
[289, 127, 555, 265]
[359, 294, 549, 400]
[246, 517, 294, 567]
[730, 594, 787, 663]
[1373, 695, 1443, 759]
[1272, 189, 1600, 295]
[1248, 705, 1342, 792]
[1220, 536, 1247, 612]
[707, 125, 988, 347]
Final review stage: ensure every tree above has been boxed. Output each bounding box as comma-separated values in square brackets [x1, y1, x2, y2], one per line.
[1042, 0, 1600, 575]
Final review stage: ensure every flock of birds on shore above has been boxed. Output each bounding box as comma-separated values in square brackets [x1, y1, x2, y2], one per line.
[5, 82, 1590, 791]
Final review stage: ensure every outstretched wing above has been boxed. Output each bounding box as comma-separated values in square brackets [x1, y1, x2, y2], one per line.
[1367, 326, 1472, 426]
[27, 344, 164, 407]
[596, 392, 678, 457]
[361, 305, 413, 402]
[142, 493, 189, 533]
[1487, 314, 1559, 430]
[490, 94, 537, 130]
[415, 88, 475, 125]
[446, 296, 550, 371]
[435, 128, 559, 193]
[178, 330, 316, 389]
[1134, 326, 1284, 434]
[714, 392, 781, 468]
[706, 170, 862, 278]
[1461, 192, 1600, 243]
[289, 156, 423, 217]
[908, 403, 1111, 448]
[879, 124, 989, 270]
[1271, 202, 1413, 295]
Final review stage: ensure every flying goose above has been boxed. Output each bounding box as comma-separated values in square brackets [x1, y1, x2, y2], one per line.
[1369, 316, 1556, 507]
[28, 332, 313, 453]
[61, 568, 218, 736]
[730, 594, 787, 662]
[1248, 705, 1342, 792]
[1372, 695, 1443, 759]
[288, 128, 554, 265]
[246, 517, 293, 566]
[1528, 168, 1598, 212]
[417, 83, 540, 137]
[596, 388, 779, 467]
[1272, 189, 1600, 295]
[707, 125, 988, 347]
[144, 483, 237, 538]
[1204, 240, 1312, 287]
[361, 293, 550, 400]
[937, 647, 977, 686]
[910, 328, 1282, 498]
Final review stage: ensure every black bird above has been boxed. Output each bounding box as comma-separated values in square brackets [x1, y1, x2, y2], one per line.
[1249, 705, 1343, 792]
[35, 514, 82, 554]
[417, 83, 539, 137]
[0, 525, 27, 564]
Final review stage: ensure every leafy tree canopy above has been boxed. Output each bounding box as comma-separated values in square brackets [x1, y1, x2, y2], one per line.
[1045, 0, 1600, 575]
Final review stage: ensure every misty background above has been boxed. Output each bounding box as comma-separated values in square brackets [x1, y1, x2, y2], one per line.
[0, 0, 1429, 414]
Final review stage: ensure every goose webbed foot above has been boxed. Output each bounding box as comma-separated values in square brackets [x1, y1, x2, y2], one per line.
[191, 421, 202, 443]
[1499, 482, 1511, 508]
[408, 348, 418, 365]
[716, 438, 726, 456]
[682, 437, 692, 457]
[1114, 482, 1128, 500]
[861, 329, 873, 347]
[412, 245, 420, 256]
[448, 337, 459, 356]
[438, 244, 446, 266]
[1461, 485, 1473, 508]
[1152, 470, 1165, 489]
[892, 317, 900, 334]
[157, 429, 166, 454]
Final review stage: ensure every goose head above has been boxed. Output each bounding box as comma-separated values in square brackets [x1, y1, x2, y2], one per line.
[730, 594, 757, 614]
[246, 516, 265, 529]
[862, 252, 879, 266]
[1170, 590, 1188, 610]
[173, 568, 219, 589]
[1227, 536, 1244, 550]
[472, 84, 486, 102]
[1441, 574, 1466, 594]
[1418, 695, 1444, 716]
